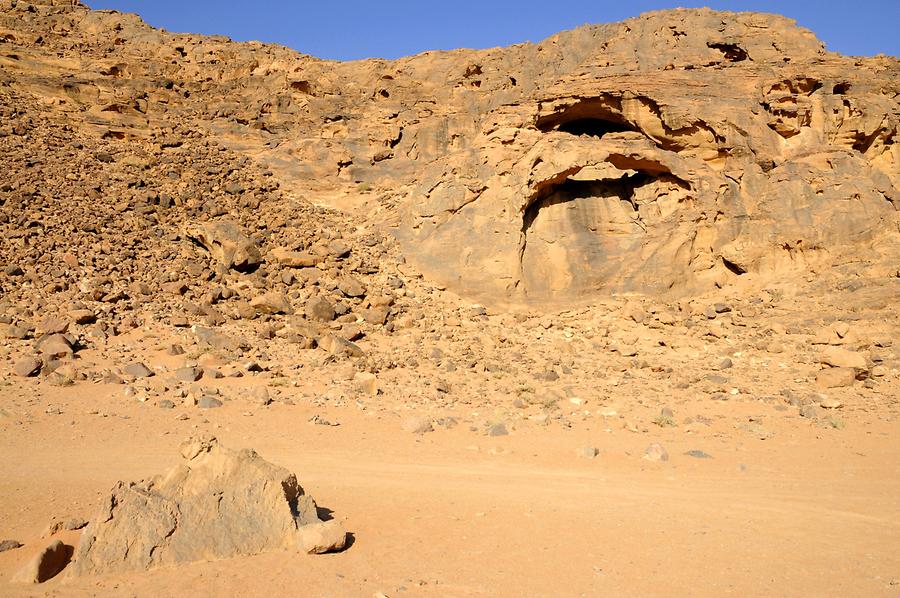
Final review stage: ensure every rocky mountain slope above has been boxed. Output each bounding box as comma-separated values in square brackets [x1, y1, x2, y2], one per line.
[1, 2, 899, 595]
[2, 0, 897, 312]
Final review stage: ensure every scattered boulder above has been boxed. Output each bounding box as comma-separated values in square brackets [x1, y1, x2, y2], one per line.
[298, 520, 348, 554]
[819, 347, 867, 371]
[122, 363, 154, 378]
[71, 436, 336, 576]
[186, 220, 261, 272]
[816, 367, 857, 389]
[305, 296, 336, 322]
[13, 356, 42, 377]
[250, 291, 292, 315]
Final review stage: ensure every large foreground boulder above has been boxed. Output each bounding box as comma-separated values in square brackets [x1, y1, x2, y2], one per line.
[70, 436, 339, 576]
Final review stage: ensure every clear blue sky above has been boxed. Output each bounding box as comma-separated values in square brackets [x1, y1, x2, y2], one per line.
[84, 1, 899, 61]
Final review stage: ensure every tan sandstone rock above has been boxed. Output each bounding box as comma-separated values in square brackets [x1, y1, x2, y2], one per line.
[70, 436, 331, 576]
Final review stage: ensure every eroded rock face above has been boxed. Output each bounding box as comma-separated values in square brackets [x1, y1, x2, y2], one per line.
[0, 3, 897, 310]
[394, 13, 899, 306]
[70, 436, 322, 576]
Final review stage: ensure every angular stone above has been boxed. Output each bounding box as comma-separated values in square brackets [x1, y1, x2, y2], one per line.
[250, 291, 292, 315]
[13, 356, 42, 377]
[185, 220, 261, 272]
[819, 347, 867, 370]
[122, 363, 154, 378]
[298, 521, 348, 554]
[815, 367, 856, 389]
[269, 247, 322, 268]
[305, 296, 336, 322]
[174, 366, 204, 382]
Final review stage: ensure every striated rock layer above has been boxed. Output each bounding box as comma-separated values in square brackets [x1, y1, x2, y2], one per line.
[0, 1, 897, 309]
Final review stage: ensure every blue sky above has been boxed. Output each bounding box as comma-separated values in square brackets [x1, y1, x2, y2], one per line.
[84, 1, 899, 61]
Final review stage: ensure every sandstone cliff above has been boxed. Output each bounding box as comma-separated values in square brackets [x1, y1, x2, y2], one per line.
[1, 0, 897, 310]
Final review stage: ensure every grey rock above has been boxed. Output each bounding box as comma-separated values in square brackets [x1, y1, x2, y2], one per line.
[305, 296, 336, 322]
[684, 450, 713, 459]
[174, 366, 204, 383]
[0, 539, 22, 553]
[122, 363, 154, 378]
[198, 396, 223, 409]
[487, 423, 509, 436]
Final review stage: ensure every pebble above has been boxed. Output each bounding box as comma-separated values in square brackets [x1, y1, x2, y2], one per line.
[643, 443, 669, 462]
[578, 446, 599, 459]
[684, 450, 713, 459]
[402, 416, 433, 434]
[0, 539, 22, 553]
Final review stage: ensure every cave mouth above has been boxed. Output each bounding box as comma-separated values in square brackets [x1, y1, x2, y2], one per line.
[536, 96, 641, 139]
[556, 118, 635, 138]
[518, 163, 693, 297]
[522, 171, 655, 234]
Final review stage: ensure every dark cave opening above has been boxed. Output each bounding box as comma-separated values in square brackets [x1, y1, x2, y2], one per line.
[556, 118, 636, 139]
[707, 42, 748, 62]
[522, 172, 656, 235]
[535, 96, 641, 139]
